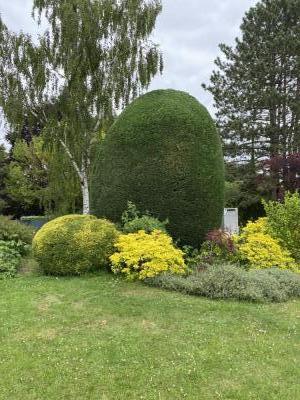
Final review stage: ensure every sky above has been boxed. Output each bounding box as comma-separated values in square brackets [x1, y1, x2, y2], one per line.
[0, 0, 258, 145]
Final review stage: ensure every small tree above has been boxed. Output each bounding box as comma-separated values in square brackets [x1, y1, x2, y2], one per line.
[0, 0, 163, 213]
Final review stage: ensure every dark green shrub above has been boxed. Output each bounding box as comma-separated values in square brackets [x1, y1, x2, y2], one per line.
[145, 265, 300, 302]
[0, 215, 35, 245]
[121, 201, 168, 233]
[0, 240, 22, 279]
[91, 89, 224, 247]
[32, 214, 119, 276]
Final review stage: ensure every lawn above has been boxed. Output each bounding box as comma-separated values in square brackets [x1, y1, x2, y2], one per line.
[0, 273, 299, 400]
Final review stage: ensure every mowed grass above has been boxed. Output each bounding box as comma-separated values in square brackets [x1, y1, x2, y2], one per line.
[0, 273, 299, 400]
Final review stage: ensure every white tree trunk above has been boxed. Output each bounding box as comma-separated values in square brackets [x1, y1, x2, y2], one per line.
[81, 168, 90, 215]
[59, 138, 90, 215]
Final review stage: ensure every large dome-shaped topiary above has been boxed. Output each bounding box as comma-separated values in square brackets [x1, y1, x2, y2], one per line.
[91, 89, 224, 247]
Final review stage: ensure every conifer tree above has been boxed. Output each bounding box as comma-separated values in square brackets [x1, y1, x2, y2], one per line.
[204, 0, 300, 164]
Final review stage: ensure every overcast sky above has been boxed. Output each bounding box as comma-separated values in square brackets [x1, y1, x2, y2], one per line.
[0, 0, 258, 144]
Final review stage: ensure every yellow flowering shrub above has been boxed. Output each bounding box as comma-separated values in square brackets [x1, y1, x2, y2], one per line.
[239, 217, 268, 236]
[110, 230, 186, 280]
[234, 218, 299, 272]
[33, 214, 119, 275]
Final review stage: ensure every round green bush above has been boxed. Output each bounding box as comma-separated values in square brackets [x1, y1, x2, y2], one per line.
[32, 214, 119, 276]
[91, 89, 224, 247]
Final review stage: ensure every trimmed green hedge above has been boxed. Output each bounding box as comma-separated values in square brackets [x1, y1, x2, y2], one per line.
[91, 89, 224, 247]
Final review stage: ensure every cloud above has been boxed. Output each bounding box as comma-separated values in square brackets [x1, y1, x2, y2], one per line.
[0, 0, 258, 144]
[149, 0, 258, 112]
[0, 0, 35, 33]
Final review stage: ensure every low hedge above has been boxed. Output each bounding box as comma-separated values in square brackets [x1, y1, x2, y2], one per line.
[145, 264, 300, 303]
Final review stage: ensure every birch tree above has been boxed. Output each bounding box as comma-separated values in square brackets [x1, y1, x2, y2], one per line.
[0, 0, 163, 214]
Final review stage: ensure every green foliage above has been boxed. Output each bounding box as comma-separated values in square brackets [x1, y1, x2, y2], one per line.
[91, 89, 224, 247]
[123, 215, 168, 234]
[146, 264, 300, 303]
[224, 163, 266, 225]
[204, 0, 300, 164]
[32, 214, 119, 276]
[202, 229, 236, 261]
[121, 201, 168, 233]
[0, 240, 22, 279]
[0, 215, 34, 254]
[224, 181, 241, 207]
[182, 246, 204, 270]
[5, 138, 48, 212]
[121, 201, 139, 223]
[196, 242, 229, 268]
[263, 192, 300, 261]
[182, 230, 236, 272]
[45, 142, 82, 216]
[110, 230, 186, 280]
[5, 138, 81, 217]
[205, 0, 300, 219]
[183, 243, 229, 272]
[0, 145, 8, 214]
[0, 0, 163, 213]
